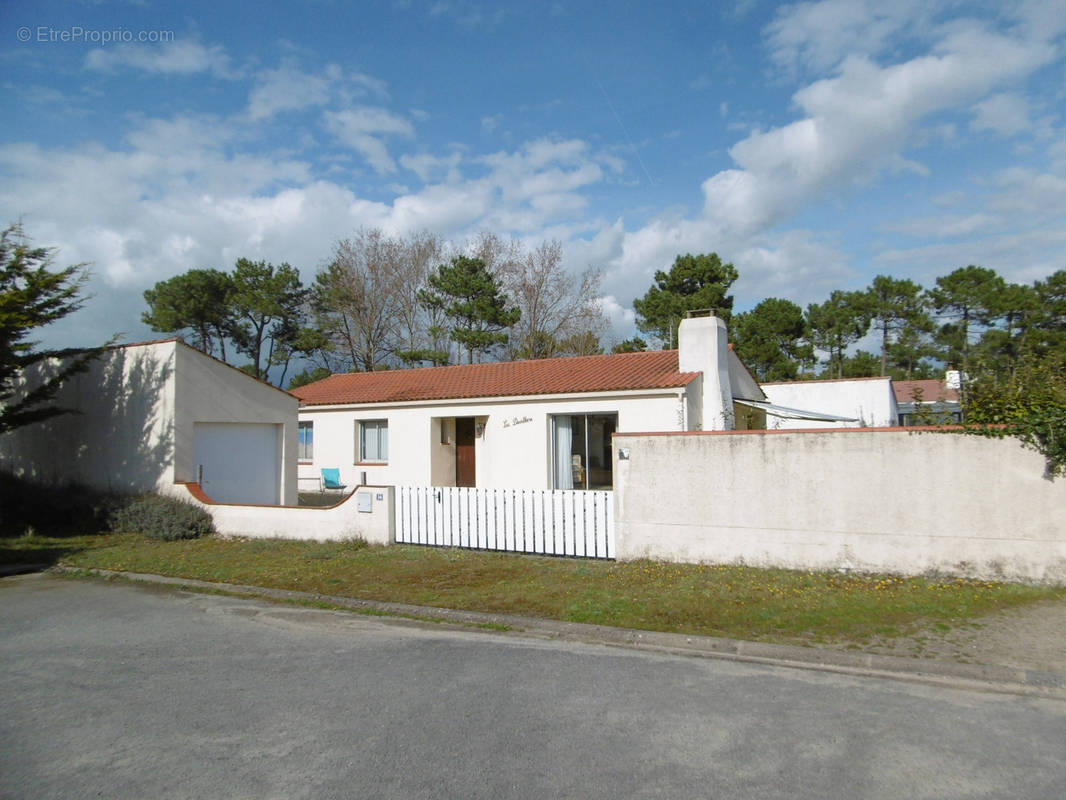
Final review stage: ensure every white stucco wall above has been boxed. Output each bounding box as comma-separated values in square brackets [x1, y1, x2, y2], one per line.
[173, 344, 298, 505]
[180, 483, 394, 543]
[0, 340, 298, 505]
[613, 428, 1066, 583]
[761, 377, 897, 429]
[0, 341, 179, 493]
[299, 389, 689, 491]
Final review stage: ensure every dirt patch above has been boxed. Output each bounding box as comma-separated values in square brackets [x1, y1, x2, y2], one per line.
[828, 599, 1066, 672]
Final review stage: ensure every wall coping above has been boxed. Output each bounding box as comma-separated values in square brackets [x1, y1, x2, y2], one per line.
[614, 425, 966, 438]
[176, 481, 384, 509]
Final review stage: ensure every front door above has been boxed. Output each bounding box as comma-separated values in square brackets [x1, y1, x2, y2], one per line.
[455, 417, 476, 487]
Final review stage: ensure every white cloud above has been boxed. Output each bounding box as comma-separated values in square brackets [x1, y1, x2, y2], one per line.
[700, 21, 1057, 237]
[324, 107, 416, 174]
[399, 151, 464, 183]
[349, 72, 390, 98]
[248, 62, 337, 120]
[884, 213, 1000, 239]
[0, 112, 630, 348]
[875, 225, 1066, 287]
[597, 295, 637, 336]
[987, 167, 1066, 218]
[971, 93, 1032, 137]
[85, 40, 236, 78]
[764, 0, 932, 75]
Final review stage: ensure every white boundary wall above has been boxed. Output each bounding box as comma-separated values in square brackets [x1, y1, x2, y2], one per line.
[179, 483, 395, 545]
[613, 428, 1066, 583]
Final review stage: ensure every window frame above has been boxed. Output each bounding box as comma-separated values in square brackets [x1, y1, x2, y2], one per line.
[550, 412, 617, 490]
[297, 420, 313, 461]
[357, 419, 389, 464]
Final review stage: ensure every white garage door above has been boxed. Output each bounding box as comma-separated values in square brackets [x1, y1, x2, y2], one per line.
[193, 423, 280, 505]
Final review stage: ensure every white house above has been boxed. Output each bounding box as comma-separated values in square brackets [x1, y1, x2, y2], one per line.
[0, 339, 298, 505]
[293, 315, 766, 491]
[759, 376, 898, 429]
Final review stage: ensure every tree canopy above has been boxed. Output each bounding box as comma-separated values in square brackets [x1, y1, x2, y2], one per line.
[633, 253, 738, 348]
[928, 265, 1007, 380]
[0, 224, 103, 434]
[477, 234, 608, 360]
[866, 275, 932, 377]
[965, 352, 1066, 478]
[805, 290, 872, 379]
[419, 256, 520, 364]
[143, 268, 233, 360]
[731, 298, 812, 382]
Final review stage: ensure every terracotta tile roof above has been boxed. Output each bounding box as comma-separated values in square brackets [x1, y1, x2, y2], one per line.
[893, 379, 960, 404]
[292, 350, 699, 406]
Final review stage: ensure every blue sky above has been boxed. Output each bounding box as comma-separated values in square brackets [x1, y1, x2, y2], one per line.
[3, 0, 1065, 351]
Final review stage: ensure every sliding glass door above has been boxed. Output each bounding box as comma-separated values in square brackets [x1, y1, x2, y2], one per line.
[551, 413, 617, 490]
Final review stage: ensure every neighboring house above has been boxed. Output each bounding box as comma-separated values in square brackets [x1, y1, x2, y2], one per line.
[292, 315, 767, 491]
[0, 339, 298, 505]
[894, 373, 962, 426]
[760, 376, 898, 429]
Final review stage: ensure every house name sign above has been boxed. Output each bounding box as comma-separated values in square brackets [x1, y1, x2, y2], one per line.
[502, 415, 533, 428]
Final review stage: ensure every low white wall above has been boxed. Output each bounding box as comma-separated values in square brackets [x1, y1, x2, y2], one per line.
[614, 428, 1066, 583]
[180, 483, 395, 545]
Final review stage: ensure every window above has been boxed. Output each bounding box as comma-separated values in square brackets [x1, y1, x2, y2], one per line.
[358, 419, 388, 463]
[551, 413, 617, 490]
[298, 421, 313, 460]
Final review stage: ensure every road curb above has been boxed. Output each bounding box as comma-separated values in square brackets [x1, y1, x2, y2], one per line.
[52, 566, 1066, 699]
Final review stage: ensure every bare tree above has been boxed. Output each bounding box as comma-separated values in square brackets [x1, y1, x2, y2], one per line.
[311, 230, 400, 372]
[390, 231, 454, 366]
[486, 236, 609, 360]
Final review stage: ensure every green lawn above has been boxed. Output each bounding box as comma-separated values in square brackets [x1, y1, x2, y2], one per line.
[8, 531, 1063, 646]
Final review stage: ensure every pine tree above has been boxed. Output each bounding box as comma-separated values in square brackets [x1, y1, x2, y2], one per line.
[0, 224, 104, 433]
[419, 256, 520, 364]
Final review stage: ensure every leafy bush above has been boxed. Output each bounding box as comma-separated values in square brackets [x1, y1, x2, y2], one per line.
[111, 494, 215, 541]
[964, 356, 1066, 478]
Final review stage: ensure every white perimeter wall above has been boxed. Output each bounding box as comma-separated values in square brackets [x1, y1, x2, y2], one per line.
[614, 429, 1066, 583]
[299, 389, 688, 491]
[180, 484, 394, 544]
[761, 378, 897, 429]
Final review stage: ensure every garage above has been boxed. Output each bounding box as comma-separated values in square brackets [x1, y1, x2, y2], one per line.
[193, 422, 281, 505]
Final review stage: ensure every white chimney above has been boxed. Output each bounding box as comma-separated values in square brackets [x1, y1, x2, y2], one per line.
[678, 315, 734, 430]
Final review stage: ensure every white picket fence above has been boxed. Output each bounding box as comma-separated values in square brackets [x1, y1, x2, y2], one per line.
[396, 486, 615, 559]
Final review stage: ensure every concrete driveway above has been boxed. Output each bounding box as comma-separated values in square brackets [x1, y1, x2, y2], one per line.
[2, 574, 1064, 799]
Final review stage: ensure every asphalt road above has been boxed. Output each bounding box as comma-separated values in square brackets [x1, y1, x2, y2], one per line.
[2, 574, 1064, 800]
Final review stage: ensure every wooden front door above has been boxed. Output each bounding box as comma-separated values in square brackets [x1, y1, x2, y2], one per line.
[455, 417, 476, 487]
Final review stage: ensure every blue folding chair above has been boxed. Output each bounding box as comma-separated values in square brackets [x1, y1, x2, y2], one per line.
[320, 468, 348, 493]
